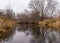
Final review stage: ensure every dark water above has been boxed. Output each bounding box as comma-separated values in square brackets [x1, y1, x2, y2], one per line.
[0, 24, 60, 43]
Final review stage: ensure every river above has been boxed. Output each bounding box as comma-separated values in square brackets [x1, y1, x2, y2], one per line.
[0, 24, 60, 43]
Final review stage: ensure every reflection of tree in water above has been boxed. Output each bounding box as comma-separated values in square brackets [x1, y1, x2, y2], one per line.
[16, 24, 45, 43]
[0, 24, 60, 43]
[17, 24, 60, 43]
[0, 27, 15, 43]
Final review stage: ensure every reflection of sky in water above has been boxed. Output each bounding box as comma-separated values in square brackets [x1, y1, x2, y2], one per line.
[1, 25, 60, 43]
[5, 31, 32, 43]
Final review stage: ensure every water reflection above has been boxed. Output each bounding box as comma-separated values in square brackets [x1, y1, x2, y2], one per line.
[0, 24, 60, 43]
[0, 27, 15, 43]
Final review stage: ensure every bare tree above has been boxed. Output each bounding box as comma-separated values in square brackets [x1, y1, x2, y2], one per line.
[29, 0, 58, 21]
[5, 7, 15, 20]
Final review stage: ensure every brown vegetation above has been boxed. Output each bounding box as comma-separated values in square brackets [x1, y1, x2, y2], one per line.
[38, 17, 60, 30]
[0, 16, 16, 32]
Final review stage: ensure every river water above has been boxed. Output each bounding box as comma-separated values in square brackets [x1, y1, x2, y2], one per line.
[0, 24, 60, 43]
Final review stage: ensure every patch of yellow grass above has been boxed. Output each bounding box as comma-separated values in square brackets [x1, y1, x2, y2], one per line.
[0, 17, 16, 32]
[38, 19, 60, 30]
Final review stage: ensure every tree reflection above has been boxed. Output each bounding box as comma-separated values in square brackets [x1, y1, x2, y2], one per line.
[0, 24, 60, 43]
[16, 24, 60, 43]
[0, 27, 15, 43]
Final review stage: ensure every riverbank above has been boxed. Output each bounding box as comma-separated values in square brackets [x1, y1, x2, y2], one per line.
[0, 16, 16, 32]
[38, 18, 60, 30]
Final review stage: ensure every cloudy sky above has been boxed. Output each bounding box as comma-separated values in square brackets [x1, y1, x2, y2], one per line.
[0, 0, 60, 13]
[0, 0, 30, 13]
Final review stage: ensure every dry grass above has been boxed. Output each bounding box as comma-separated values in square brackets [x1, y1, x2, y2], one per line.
[38, 18, 60, 30]
[0, 17, 16, 32]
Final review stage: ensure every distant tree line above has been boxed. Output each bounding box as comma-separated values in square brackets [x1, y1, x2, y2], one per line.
[0, 0, 60, 23]
[0, 7, 15, 21]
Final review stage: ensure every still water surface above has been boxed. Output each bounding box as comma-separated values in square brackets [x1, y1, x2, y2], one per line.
[0, 24, 60, 43]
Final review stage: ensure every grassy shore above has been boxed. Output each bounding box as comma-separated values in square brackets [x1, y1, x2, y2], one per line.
[0, 16, 16, 32]
[38, 18, 60, 30]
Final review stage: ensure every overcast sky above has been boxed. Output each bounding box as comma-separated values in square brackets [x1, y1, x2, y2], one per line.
[0, 0, 60, 13]
[0, 0, 30, 13]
